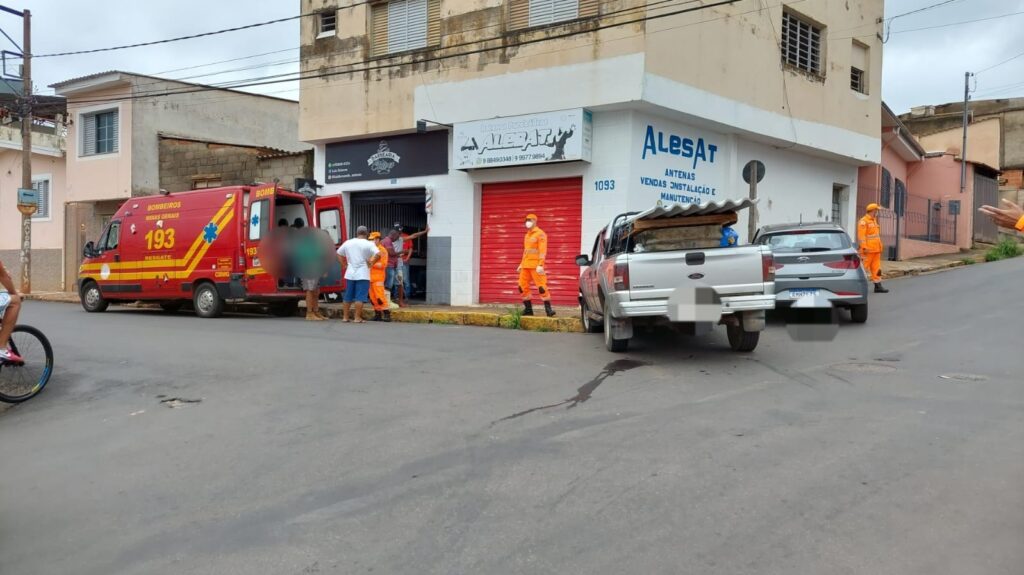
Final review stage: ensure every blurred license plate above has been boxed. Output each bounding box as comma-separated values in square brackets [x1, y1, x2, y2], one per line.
[790, 288, 819, 297]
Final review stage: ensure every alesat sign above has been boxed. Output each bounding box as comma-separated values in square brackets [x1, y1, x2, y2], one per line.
[636, 122, 725, 206]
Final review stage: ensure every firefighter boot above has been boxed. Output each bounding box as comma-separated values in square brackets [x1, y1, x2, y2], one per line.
[522, 300, 535, 316]
[383, 310, 392, 322]
[874, 282, 889, 293]
[544, 301, 556, 317]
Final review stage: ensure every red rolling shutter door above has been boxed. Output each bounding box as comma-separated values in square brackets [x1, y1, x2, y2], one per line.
[479, 178, 583, 306]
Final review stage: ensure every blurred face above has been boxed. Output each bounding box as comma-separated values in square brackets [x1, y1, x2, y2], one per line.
[525, 219, 536, 229]
[389, 230, 400, 240]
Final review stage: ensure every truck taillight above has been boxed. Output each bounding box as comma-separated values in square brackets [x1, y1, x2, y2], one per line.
[824, 254, 861, 269]
[762, 253, 776, 282]
[613, 262, 630, 291]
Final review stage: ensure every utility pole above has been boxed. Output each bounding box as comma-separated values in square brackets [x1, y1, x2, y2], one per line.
[959, 71, 971, 195]
[2, 5, 31, 293]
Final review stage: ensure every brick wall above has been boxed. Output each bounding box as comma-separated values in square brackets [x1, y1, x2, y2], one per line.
[257, 152, 313, 186]
[1001, 169, 1024, 190]
[158, 138, 263, 192]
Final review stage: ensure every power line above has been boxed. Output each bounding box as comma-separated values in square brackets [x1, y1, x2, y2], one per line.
[35, 10, 317, 58]
[62, 0, 744, 106]
[151, 47, 298, 76]
[887, 0, 964, 21]
[831, 8, 1024, 41]
[975, 46, 1024, 75]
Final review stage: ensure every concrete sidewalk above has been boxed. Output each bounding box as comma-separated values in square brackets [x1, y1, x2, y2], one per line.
[880, 247, 989, 280]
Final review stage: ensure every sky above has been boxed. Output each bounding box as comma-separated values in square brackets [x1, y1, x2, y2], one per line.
[2, 0, 1022, 113]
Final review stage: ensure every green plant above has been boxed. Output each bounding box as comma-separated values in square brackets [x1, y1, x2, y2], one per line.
[985, 237, 1023, 262]
[502, 307, 524, 330]
[961, 258, 975, 265]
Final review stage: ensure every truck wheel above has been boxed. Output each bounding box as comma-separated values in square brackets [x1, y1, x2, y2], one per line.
[159, 301, 184, 313]
[727, 323, 760, 352]
[580, 298, 602, 333]
[849, 304, 868, 324]
[604, 314, 629, 352]
[80, 281, 109, 313]
[269, 301, 299, 317]
[193, 283, 224, 319]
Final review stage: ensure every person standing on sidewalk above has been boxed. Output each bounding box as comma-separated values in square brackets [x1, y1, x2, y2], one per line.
[383, 223, 430, 307]
[0, 259, 23, 363]
[517, 213, 556, 317]
[336, 226, 380, 323]
[368, 231, 391, 322]
[858, 203, 889, 294]
[292, 224, 333, 321]
[979, 199, 1024, 233]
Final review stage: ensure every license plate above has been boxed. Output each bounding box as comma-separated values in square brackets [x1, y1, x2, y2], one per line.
[789, 288, 819, 297]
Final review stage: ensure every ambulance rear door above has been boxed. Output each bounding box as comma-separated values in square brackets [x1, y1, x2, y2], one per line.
[315, 194, 346, 292]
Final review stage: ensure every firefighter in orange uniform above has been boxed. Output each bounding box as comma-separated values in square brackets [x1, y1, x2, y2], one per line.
[518, 213, 556, 317]
[858, 203, 889, 293]
[368, 232, 391, 322]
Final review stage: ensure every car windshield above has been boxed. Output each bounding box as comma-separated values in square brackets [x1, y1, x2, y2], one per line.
[762, 231, 850, 253]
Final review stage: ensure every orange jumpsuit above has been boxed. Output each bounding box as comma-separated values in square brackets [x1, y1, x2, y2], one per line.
[857, 214, 883, 283]
[518, 226, 551, 302]
[370, 244, 389, 311]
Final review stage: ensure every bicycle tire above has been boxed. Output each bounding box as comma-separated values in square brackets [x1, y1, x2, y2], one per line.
[0, 325, 54, 403]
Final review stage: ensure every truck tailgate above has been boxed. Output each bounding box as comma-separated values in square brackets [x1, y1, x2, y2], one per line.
[627, 246, 767, 300]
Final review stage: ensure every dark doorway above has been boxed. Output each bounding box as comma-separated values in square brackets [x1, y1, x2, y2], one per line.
[349, 189, 428, 300]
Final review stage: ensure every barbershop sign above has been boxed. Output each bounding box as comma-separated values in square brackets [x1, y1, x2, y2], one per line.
[454, 108, 593, 170]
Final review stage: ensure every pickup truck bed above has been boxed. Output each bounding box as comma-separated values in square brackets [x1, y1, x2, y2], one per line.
[577, 200, 776, 352]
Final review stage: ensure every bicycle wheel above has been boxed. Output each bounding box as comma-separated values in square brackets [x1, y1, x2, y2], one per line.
[0, 325, 54, 403]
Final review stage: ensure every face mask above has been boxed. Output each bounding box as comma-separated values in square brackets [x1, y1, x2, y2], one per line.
[525, 221, 535, 229]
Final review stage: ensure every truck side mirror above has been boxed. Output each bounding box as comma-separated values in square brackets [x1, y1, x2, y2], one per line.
[83, 241, 96, 258]
[575, 254, 591, 267]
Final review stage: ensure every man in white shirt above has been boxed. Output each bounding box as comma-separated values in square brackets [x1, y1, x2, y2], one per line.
[336, 226, 381, 323]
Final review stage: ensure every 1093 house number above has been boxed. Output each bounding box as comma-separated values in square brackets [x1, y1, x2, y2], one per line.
[594, 180, 616, 191]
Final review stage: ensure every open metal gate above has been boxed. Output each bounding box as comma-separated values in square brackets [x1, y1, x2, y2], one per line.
[973, 172, 999, 244]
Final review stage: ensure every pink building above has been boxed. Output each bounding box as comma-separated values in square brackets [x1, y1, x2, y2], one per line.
[857, 103, 1000, 260]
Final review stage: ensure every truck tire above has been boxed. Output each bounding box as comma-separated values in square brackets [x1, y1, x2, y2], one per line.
[193, 283, 224, 319]
[580, 297, 602, 333]
[727, 323, 760, 352]
[159, 301, 184, 313]
[849, 303, 868, 324]
[604, 314, 629, 352]
[80, 281, 109, 313]
[269, 301, 299, 317]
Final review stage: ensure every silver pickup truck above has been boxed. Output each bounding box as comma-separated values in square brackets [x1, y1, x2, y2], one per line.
[575, 199, 776, 352]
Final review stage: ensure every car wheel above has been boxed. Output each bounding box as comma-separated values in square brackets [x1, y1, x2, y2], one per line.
[80, 281, 109, 313]
[193, 283, 224, 318]
[580, 297, 602, 334]
[604, 313, 629, 352]
[850, 303, 868, 324]
[726, 323, 760, 352]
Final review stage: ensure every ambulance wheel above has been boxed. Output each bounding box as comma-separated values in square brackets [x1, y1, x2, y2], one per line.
[193, 283, 224, 319]
[80, 281, 109, 313]
[727, 323, 760, 352]
[159, 301, 184, 313]
[269, 301, 298, 317]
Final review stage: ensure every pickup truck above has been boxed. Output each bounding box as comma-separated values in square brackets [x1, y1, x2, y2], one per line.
[575, 199, 776, 352]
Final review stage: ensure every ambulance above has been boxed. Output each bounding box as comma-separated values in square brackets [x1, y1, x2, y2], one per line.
[77, 184, 348, 318]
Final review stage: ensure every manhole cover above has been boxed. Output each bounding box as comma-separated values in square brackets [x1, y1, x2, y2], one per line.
[830, 363, 899, 374]
[939, 373, 988, 382]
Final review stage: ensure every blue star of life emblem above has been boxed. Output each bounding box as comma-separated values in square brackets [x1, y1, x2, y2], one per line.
[203, 222, 219, 244]
[251, 214, 260, 227]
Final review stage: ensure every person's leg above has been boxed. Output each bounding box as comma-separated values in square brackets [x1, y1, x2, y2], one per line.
[518, 268, 534, 315]
[354, 280, 369, 322]
[385, 268, 396, 300]
[401, 268, 412, 305]
[0, 293, 21, 350]
[533, 270, 555, 317]
[342, 280, 355, 321]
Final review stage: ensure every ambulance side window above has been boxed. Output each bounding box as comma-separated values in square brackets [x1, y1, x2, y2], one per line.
[318, 209, 341, 244]
[103, 221, 121, 250]
[249, 200, 269, 240]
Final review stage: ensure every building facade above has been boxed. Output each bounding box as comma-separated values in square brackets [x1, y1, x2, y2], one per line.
[51, 71, 311, 291]
[300, 0, 884, 305]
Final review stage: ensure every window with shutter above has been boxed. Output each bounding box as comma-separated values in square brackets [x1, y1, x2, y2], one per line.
[372, 0, 438, 56]
[31, 178, 50, 220]
[880, 167, 892, 209]
[513, 0, 587, 30]
[80, 109, 119, 156]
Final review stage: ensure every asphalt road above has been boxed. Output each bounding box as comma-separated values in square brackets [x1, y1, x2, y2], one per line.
[2, 258, 1023, 575]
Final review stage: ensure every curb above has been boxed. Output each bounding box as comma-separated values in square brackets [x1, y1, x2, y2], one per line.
[881, 256, 984, 280]
[312, 305, 584, 333]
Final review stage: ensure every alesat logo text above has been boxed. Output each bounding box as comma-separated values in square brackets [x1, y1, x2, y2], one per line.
[641, 125, 719, 170]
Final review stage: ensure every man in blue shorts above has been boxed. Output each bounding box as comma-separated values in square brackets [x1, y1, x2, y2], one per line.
[0, 258, 23, 363]
[336, 226, 380, 323]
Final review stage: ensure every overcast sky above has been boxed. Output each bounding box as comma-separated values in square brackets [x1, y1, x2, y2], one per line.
[3, 0, 1022, 113]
